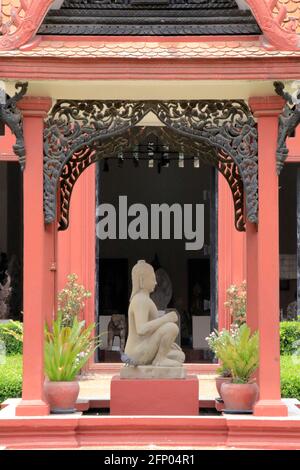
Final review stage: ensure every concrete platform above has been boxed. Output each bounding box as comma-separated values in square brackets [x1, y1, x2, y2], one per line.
[1, 401, 300, 450]
[1, 373, 299, 449]
[110, 375, 199, 416]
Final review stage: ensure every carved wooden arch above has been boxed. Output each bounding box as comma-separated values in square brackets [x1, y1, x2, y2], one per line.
[44, 99, 258, 231]
[1, 0, 298, 52]
[58, 126, 244, 232]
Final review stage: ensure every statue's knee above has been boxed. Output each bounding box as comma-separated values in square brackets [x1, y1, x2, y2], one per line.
[166, 322, 179, 337]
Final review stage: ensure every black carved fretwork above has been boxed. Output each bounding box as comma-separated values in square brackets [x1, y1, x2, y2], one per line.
[274, 81, 300, 175]
[153, 101, 257, 226]
[44, 99, 258, 231]
[39, 0, 260, 36]
[58, 126, 244, 231]
[0, 82, 28, 170]
[62, 1, 238, 7]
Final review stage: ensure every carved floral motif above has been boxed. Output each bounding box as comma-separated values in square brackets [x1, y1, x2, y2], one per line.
[1, 0, 27, 36]
[0, 0, 55, 50]
[247, 0, 300, 49]
[273, 0, 300, 33]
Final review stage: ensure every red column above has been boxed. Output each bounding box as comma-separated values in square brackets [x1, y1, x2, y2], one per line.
[218, 175, 246, 330]
[246, 221, 258, 331]
[15, 96, 53, 416]
[57, 163, 96, 371]
[57, 164, 95, 317]
[249, 97, 287, 417]
[44, 222, 57, 326]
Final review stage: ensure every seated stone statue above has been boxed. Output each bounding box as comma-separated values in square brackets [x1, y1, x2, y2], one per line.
[123, 260, 185, 372]
[107, 314, 126, 352]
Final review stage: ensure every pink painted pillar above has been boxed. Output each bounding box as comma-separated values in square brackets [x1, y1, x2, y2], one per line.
[57, 165, 96, 370]
[218, 175, 246, 330]
[15, 97, 53, 417]
[249, 96, 287, 417]
[57, 164, 96, 323]
[246, 221, 258, 331]
[44, 222, 57, 326]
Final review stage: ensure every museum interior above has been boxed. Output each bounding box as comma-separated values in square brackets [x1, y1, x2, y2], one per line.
[95, 126, 217, 363]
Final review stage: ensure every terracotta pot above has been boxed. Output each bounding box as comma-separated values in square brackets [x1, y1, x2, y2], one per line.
[44, 380, 80, 414]
[221, 382, 259, 412]
[215, 376, 233, 399]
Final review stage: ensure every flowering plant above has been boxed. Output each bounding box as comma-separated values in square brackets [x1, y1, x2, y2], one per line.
[215, 324, 259, 384]
[44, 312, 101, 382]
[224, 281, 247, 326]
[206, 325, 240, 377]
[207, 324, 258, 383]
[58, 274, 91, 327]
[45, 274, 100, 381]
[207, 283, 258, 382]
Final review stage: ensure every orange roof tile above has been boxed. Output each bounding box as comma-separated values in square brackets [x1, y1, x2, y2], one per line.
[0, 38, 299, 59]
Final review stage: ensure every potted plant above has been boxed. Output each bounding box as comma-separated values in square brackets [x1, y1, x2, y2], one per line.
[44, 312, 101, 414]
[206, 281, 248, 400]
[206, 328, 233, 399]
[44, 273, 100, 414]
[219, 323, 259, 413]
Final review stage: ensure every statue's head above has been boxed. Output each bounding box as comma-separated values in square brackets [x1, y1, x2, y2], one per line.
[111, 314, 125, 328]
[130, 260, 157, 300]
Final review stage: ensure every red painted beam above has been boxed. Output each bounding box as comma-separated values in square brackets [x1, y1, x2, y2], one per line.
[0, 57, 300, 80]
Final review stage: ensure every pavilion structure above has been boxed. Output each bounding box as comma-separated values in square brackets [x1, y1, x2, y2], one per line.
[0, 0, 300, 449]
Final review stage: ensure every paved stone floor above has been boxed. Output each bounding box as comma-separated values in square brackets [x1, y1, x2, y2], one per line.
[78, 374, 218, 401]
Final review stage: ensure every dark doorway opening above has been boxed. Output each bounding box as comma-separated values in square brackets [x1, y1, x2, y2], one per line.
[95, 127, 218, 363]
[0, 162, 23, 321]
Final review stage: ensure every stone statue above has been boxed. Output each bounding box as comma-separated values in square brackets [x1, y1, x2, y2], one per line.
[190, 282, 204, 316]
[150, 267, 172, 311]
[0, 272, 12, 320]
[107, 314, 127, 352]
[121, 260, 185, 378]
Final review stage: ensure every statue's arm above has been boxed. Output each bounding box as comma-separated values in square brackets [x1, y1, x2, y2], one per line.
[133, 298, 176, 336]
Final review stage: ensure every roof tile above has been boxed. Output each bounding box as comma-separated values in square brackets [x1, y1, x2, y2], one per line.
[0, 37, 299, 59]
